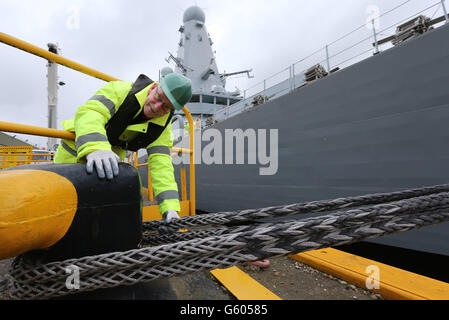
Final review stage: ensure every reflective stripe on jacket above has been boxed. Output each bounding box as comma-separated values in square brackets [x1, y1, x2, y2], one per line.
[53, 79, 180, 216]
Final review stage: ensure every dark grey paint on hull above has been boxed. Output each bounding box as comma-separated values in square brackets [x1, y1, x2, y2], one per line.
[175, 23, 449, 256]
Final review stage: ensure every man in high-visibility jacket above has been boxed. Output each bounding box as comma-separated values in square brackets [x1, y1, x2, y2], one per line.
[54, 72, 192, 224]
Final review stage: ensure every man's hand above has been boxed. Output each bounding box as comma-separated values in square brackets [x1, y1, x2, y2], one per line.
[163, 210, 180, 222]
[158, 210, 180, 234]
[86, 150, 120, 180]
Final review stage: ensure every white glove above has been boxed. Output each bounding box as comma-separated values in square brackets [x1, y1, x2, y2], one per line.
[158, 210, 180, 234]
[163, 210, 180, 223]
[86, 150, 120, 180]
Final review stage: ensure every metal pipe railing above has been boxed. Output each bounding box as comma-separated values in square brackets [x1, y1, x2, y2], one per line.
[0, 121, 76, 140]
[0, 151, 55, 169]
[0, 32, 119, 82]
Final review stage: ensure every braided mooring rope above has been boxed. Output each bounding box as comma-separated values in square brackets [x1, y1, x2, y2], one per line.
[142, 184, 449, 231]
[6, 185, 449, 300]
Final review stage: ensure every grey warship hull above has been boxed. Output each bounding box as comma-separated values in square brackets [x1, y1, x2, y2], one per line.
[186, 23, 449, 256]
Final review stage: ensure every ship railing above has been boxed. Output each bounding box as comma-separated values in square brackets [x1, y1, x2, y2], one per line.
[213, 0, 448, 124]
[0, 33, 196, 219]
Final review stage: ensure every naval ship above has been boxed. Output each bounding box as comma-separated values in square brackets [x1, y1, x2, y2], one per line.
[140, 4, 449, 258]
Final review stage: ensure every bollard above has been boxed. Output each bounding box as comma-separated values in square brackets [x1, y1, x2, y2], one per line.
[1, 163, 142, 262]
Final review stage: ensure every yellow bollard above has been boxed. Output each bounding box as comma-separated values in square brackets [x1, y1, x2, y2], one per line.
[0, 170, 78, 259]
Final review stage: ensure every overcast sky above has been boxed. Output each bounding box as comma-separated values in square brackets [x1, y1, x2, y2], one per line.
[0, 0, 444, 147]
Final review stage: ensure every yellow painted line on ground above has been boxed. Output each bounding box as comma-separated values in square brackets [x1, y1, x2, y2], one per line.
[210, 266, 282, 300]
[290, 248, 449, 300]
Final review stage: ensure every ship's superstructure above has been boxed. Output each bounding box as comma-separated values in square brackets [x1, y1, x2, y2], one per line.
[168, 6, 252, 129]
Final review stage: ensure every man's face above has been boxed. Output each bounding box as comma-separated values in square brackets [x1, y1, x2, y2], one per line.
[143, 85, 175, 118]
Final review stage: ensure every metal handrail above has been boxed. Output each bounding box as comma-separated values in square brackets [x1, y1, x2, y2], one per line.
[0, 150, 55, 168]
[0, 32, 119, 82]
[0, 121, 76, 140]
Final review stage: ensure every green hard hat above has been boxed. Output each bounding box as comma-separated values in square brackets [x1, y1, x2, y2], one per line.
[160, 73, 192, 111]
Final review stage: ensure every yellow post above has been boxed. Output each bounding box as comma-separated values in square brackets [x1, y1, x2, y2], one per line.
[133, 152, 138, 167]
[182, 107, 195, 216]
[25, 147, 32, 166]
[147, 166, 154, 201]
[180, 167, 187, 201]
[0, 32, 119, 82]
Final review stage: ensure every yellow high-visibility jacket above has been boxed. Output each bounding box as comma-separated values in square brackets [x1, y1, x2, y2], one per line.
[54, 76, 180, 216]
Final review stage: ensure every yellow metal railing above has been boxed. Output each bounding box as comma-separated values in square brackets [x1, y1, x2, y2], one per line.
[0, 146, 56, 169]
[0, 32, 119, 82]
[0, 146, 33, 169]
[0, 32, 196, 219]
[0, 151, 55, 169]
[0, 121, 76, 140]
